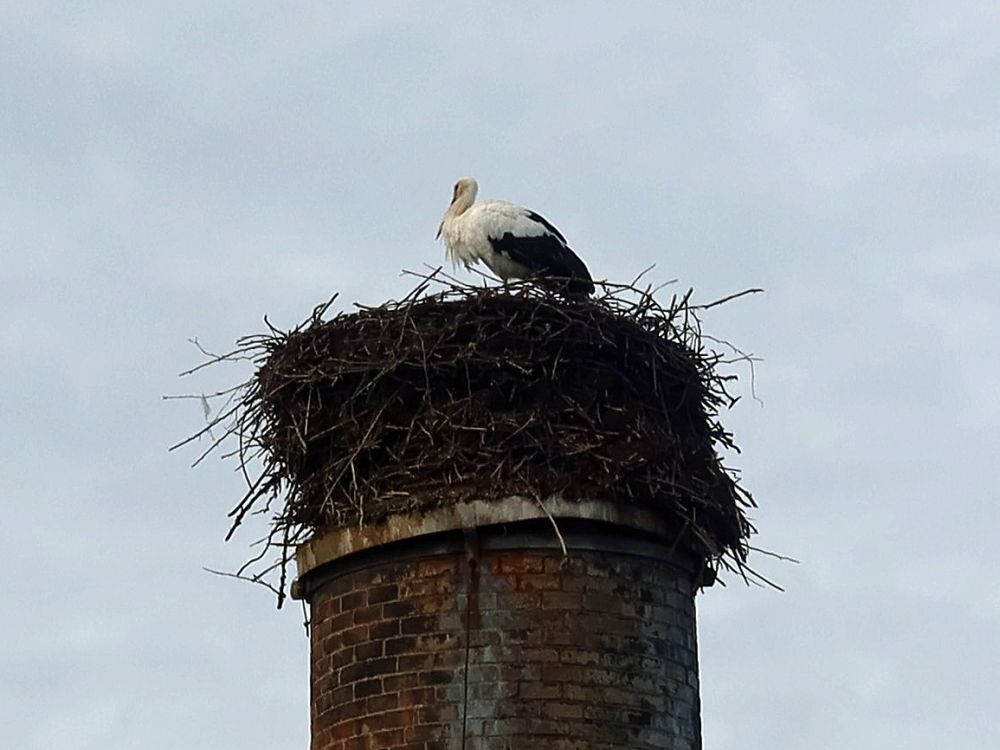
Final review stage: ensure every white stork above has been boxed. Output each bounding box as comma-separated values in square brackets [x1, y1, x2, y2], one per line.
[436, 177, 594, 296]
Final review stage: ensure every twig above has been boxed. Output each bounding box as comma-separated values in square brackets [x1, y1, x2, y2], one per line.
[534, 496, 568, 557]
[691, 287, 764, 310]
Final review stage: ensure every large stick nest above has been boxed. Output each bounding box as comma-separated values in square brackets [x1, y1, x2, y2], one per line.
[179, 273, 759, 604]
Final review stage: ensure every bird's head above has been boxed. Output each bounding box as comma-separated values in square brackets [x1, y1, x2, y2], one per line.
[437, 177, 479, 239]
[450, 177, 478, 208]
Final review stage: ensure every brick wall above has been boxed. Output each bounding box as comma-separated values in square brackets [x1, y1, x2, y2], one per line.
[308, 531, 701, 750]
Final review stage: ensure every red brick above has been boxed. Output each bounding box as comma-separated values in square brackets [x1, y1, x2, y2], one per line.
[329, 719, 357, 740]
[431, 650, 464, 670]
[367, 583, 399, 604]
[341, 591, 366, 610]
[414, 632, 457, 651]
[398, 686, 435, 707]
[411, 594, 456, 614]
[404, 724, 451, 743]
[384, 636, 418, 656]
[349, 657, 399, 683]
[337, 699, 368, 720]
[330, 610, 354, 632]
[397, 653, 434, 672]
[369, 728, 405, 749]
[354, 640, 383, 661]
[400, 615, 438, 635]
[416, 558, 459, 576]
[332, 647, 355, 670]
[403, 577, 454, 597]
[498, 554, 545, 574]
[308, 546, 700, 749]
[339, 625, 368, 647]
[382, 600, 417, 619]
[420, 670, 455, 686]
[331, 685, 353, 706]
[378, 674, 419, 694]
[354, 678, 382, 699]
[360, 708, 413, 733]
[353, 604, 383, 625]
[416, 703, 459, 723]
[516, 573, 561, 591]
[546, 556, 586, 575]
[369, 619, 400, 640]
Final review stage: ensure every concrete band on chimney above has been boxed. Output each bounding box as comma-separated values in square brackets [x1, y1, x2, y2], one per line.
[294, 498, 706, 750]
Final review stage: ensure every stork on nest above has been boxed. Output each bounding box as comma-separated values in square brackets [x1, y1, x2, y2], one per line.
[437, 177, 595, 297]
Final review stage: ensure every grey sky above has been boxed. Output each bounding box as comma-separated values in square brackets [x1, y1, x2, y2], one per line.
[2, 3, 998, 748]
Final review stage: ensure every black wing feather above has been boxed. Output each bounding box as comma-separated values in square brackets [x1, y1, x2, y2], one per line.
[526, 210, 567, 244]
[490, 216, 594, 296]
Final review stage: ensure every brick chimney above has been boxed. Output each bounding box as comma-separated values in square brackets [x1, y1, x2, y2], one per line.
[292, 499, 706, 749]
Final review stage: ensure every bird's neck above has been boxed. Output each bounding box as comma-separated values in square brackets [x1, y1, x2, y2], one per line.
[448, 195, 474, 219]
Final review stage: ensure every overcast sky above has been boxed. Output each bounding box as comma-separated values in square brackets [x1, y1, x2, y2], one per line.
[3, 3, 998, 748]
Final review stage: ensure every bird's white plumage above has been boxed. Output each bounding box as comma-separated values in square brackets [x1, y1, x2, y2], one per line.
[441, 200, 551, 277]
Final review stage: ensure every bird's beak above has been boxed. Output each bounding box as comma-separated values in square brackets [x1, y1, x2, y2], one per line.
[435, 221, 443, 240]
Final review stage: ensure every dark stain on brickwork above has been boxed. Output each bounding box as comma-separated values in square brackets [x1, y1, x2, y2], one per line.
[309, 542, 701, 749]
